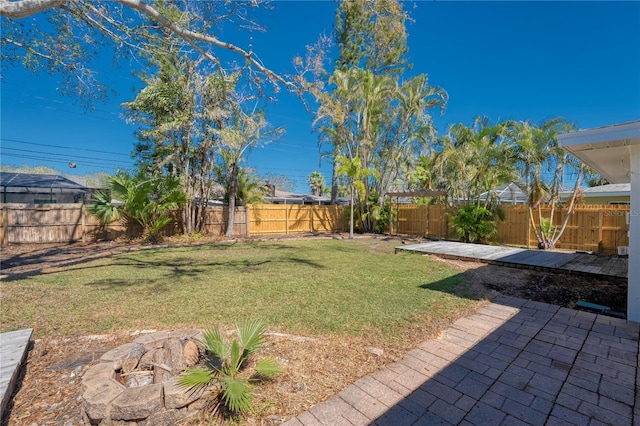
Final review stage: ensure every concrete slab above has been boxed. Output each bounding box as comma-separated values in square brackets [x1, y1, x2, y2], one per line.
[0, 328, 33, 417]
[397, 241, 627, 280]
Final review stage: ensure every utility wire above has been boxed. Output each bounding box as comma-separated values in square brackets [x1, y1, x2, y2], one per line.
[1, 147, 131, 166]
[1, 153, 125, 170]
[1, 138, 132, 157]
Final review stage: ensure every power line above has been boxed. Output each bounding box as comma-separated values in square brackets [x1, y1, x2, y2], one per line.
[1, 147, 131, 167]
[1, 96, 121, 122]
[0, 153, 125, 170]
[1, 138, 132, 157]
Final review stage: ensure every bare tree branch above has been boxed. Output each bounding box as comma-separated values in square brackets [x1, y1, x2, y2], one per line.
[1, 0, 296, 90]
[114, 0, 294, 89]
[0, 0, 65, 18]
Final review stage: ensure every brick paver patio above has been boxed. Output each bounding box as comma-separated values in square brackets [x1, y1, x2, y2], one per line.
[284, 295, 640, 426]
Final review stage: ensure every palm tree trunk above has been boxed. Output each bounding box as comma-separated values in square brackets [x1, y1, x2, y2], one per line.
[331, 155, 339, 204]
[550, 169, 583, 249]
[349, 185, 354, 239]
[528, 206, 543, 248]
[225, 163, 239, 238]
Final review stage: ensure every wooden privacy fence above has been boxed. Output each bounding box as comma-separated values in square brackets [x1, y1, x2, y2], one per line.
[248, 204, 348, 236]
[393, 204, 630, 254]
[0, 204, 248, 245]
[0, 203, 629, 254]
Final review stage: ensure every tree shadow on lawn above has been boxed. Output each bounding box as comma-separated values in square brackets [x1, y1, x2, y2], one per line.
[80, 254, 325, 289]
[86, 277, 170, 293]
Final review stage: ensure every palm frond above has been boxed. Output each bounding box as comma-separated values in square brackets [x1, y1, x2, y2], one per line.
[237, 319, 266, 357]
[202, 328, 228, 360]
[254, 357, 283, 379]
[219, 376, 253, 413]
[177, 367, 214, 391]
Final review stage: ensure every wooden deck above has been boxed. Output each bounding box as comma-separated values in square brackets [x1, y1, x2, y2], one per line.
[397, 241, 628, 280]
[1, 328, 32, 417]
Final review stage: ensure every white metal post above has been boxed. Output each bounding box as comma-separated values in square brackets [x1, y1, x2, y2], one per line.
[627, 145, 640, 322]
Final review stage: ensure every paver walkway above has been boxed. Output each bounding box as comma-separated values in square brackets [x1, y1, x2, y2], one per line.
[284, 296, 639, 425]
[397, 241, 628, 280]
[0, 328, 32, 417]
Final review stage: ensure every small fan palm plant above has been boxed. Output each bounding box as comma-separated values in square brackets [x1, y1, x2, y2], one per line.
[178, 320, 282, 415]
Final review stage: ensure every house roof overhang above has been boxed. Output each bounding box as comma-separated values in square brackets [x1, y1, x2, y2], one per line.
[557, 120, 640, 184]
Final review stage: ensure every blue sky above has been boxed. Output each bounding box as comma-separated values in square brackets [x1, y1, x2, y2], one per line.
[1, 1, 639, 192]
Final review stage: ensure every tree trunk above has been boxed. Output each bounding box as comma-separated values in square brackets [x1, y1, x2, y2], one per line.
[331, 157, 339, 204]
[349, 185, 354, 239]
[550, 169, 583, 248]
[225, 163, 239, 238]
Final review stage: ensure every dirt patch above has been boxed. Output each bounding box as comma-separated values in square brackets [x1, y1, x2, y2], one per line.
[429, 256, 627, 313]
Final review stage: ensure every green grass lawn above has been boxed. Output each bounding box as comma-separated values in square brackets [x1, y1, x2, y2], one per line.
[0, 238, 481, 344]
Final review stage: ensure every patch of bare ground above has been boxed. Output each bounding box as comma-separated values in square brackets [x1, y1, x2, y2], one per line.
[429, 256, 627, 313]
[4, 314, 484, 426]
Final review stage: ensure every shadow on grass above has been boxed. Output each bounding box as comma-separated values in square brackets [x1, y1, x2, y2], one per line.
[79, 253, 325, 288]
[296, 259, 638, 425]
[86, 277, 169, 293]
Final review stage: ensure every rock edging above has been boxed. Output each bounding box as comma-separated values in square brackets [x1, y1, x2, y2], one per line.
[81, 330, 208, 425]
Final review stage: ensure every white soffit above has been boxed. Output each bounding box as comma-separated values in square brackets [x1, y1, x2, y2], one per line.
[558, 121, 640, 184]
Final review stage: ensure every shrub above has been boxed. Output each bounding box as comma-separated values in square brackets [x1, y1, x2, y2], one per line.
[450, 205, 499, 243]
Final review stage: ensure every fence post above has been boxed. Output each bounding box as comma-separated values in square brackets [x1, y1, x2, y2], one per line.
[285, 205, 289, 235]
[526, 208, 531, 248]
[245, 205, 251, 237]
[597, 209, 603, 252]
[310, 205, 315, 233]
[81, 204, 86, 243]
[0, 205, 6, 246]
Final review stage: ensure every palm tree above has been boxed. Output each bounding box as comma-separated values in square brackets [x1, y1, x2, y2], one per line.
[178, 320, 282, 415]
[336, 155, 379, 239]
[505, 117, 576, 249]
[307, 171, 326, 196]
[88, 169, 186, 242]
[432, 117, 516, 207]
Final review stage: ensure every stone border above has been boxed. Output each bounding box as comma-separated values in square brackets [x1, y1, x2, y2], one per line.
[81, 330, 208, 425]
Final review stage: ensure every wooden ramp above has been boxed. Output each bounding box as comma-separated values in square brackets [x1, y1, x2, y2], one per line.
[397, 241, 628, 280]
[1, 328, 33, 417]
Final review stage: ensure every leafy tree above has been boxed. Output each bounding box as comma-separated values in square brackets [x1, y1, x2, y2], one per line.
[260, 173, 297, 193]
[88, 169, 186, 242]
[216, 161, 266, 206]
[1, 0, 291, 104]
[178, 320, 282, 415]
[122, 45, 224, 235]
[311, 0, 446, 233]
[449, 205, 499, 244]
[213, 92, 283, 237]
[307, 171, 326, 196]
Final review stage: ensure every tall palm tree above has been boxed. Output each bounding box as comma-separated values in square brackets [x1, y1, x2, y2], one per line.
[432, 117, 516, 207]
[336, 155, 379, 239]
[505, 117, 576, 249]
